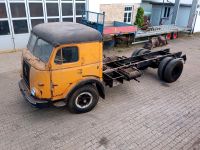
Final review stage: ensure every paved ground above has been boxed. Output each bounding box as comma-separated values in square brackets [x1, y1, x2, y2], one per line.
[0, 34, 200, 150]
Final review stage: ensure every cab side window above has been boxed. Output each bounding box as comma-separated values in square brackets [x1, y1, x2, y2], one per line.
[54, 46, 78, 64]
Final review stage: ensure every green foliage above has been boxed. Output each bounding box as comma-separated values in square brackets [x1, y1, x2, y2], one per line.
[134, 7, 144, 28]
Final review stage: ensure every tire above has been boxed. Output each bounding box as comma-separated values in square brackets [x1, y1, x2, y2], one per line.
[67, 85, 99, 113]
[137, 49, 151, 70]
[163, 58, 183, 83]
[131, 48, 144, 57]
[158, 57, 173, 80]
[138, 49, 151, 55]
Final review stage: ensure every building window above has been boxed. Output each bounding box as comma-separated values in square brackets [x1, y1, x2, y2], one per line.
[124, 6, 132, 23]
[0, 21, 10, 35]
[10, 2, 29, 34]
[63, 17, 73, 22]
[13, 20, 28, 34]
[48, 18, 59, 22]
[29, 3, 43, 17]
[76, 17, 82, 23]
[10, 3, 26, 18]
[76, 3, 85, 16]
[164, 7, 171, 18]
[55, 47, 78, 64]
[62, 3, 73, 16]
[0, 3, 7, 18]
[46, 3, 59, 16]
[31, 19, 44, 28]
[46, 2, 60, 22]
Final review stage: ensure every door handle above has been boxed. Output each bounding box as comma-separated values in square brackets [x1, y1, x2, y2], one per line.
[52, 83, 58, 87]
[78, 69, 82, 74]
[81, 57, 85, 65]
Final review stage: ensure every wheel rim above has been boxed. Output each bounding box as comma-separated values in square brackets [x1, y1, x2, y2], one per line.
[166, 33, 171, 40]
[173, 33, 177, 39]
[75, 92, 93, 109]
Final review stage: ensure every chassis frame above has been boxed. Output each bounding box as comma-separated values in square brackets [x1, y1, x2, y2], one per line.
[103, 48, 186, 87]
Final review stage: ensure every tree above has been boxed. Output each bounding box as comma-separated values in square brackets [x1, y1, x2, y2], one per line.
[134, 7, 144, 28]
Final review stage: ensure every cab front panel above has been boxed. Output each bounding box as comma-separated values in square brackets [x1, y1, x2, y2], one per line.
[29, 67, 51, 99]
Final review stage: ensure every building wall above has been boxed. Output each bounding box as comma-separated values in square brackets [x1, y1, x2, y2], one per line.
[141, 2, 152, 16]
[151, 5, 162, 25]
[100, 4, 124, 23]
[176, 6, 191, 27]
[99, 3, 140, 24]
[88, 0, 141, 24]
[88, 0, 141, 12]
[143, 0, 195, 5]
[150, 4, 190, 27]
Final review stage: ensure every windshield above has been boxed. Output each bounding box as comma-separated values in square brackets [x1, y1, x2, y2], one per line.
[27, 33, 37, 53]
[27, 33, 53, 63]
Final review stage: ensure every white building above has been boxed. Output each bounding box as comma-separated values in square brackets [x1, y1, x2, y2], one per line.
[0, 0, 141, 52]
[142, 0, 200, 32]
[193, 5, 200, 32]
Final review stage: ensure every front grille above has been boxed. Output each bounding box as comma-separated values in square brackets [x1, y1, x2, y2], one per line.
[23, 60, 30, 88]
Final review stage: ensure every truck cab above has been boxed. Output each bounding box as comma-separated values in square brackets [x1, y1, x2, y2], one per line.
[19, 22, 105, 113]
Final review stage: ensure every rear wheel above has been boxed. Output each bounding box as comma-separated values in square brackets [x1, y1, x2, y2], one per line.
[67, 85, 99, 113]
[158, 57, 173, 80]
[163, 59, 183, 83]
[158, 58, 183, 83]
[134, 49, 151, 70]
[131, 48, 144, 57]
[138, 49, 151, 55]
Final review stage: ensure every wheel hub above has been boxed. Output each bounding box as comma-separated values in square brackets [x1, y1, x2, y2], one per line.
[75, 92, 93, 109]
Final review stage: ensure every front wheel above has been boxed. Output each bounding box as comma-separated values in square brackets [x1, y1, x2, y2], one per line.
[67, 85, 99, 113]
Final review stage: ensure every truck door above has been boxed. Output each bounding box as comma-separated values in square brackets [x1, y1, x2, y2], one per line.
[51, 45, 82, 97]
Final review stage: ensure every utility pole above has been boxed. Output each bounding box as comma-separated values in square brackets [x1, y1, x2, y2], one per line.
[171, 0, 181, 25]
[188, 0, 199, 29]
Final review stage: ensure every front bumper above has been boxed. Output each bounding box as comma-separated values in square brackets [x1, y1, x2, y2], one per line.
[19, 79, 49, 108]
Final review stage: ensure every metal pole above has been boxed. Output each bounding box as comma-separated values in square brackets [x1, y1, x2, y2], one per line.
[159, 0, 165, 25]
[171, 0, 181, 25]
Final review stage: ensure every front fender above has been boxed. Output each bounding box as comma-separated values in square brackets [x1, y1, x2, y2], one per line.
[65, 77, 105, 101]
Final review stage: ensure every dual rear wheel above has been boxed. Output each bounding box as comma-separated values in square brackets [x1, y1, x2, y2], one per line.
[158, 57, 183, 83]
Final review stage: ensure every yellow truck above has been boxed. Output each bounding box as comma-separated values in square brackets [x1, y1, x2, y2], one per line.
[19, 22, 186, 113]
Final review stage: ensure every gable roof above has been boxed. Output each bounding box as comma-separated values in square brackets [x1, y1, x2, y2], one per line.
[32, 22, 102, 46]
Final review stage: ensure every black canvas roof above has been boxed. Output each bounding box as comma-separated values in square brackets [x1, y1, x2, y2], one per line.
[32, 22, 102, 46]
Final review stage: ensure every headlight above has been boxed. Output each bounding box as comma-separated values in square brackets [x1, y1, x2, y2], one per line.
[31, 88, 36, 97]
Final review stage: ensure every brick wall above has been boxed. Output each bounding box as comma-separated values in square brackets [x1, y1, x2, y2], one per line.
[100, 3, 140, 24]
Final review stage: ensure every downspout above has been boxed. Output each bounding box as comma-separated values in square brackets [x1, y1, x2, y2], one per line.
[159, 0, 165, 25]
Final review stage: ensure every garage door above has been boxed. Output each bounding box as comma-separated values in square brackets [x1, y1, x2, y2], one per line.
[0, 0, 87, 52]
